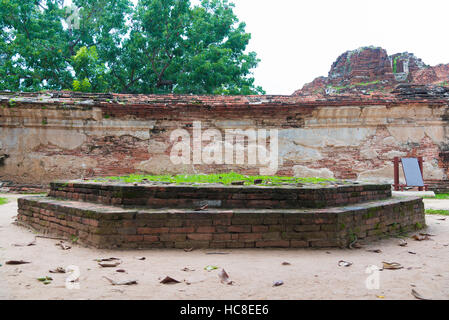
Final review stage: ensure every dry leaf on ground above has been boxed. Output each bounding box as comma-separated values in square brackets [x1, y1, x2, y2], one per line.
[382, 262, 403, 270]
[367, 249, 382, 253]
[5, 260, 31, 265]
[399, 239, 408, 247]
[338, 260, 353, 267]
[411, 289, 431, 300]
[273, 280, 284, 287]
[96, 257, 121, 262]
[12, 239, 36, 247]
[49, 267, 66, 274]
[55, 241, 71, 250]
[412, 234, 430, 241]
[104, 277, 137, 286]
[181, 267, 195, 272]
[98, 260, 121, 268]
[218, 269, 234, 285]
[160, 276, 181, 284]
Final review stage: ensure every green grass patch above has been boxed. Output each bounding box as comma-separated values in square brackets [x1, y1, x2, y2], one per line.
[91, 172, 338, 187]
[426, 209, 449, 216]
[423, 193, 449, 199]
[434, 194, 449, 199]
[393, 56, 400, 74]
[0, 198, 8, 205]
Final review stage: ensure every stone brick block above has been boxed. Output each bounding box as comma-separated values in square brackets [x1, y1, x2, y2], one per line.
[137, 227, 169, 234]
[238, 233, 262, 241]
[255, 240, 290, 248]
[228, 225, 252, 233]
[187, 233, 213, 241]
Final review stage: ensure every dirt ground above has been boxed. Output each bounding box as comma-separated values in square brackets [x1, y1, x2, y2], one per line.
[1, 194, 448, 300]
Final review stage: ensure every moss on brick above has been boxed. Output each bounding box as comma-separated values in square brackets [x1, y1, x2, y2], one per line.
[414, 222, 424, 230]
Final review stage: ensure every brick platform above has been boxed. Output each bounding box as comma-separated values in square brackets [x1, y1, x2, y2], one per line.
[17, 194, 425, 249]
[49, 181, 391, 209]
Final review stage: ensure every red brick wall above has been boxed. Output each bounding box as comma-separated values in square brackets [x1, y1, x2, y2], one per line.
[1, 93, 448, 189]
[17, 195, 425, 249]
[49, 182, 392, 209]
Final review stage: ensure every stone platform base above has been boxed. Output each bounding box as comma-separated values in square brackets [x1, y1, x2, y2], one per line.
[17, 196, 425, 249]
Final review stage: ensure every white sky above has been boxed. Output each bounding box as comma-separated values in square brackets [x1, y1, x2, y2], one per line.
[230, 0, 449, 94]
[66, 0, 449, 95]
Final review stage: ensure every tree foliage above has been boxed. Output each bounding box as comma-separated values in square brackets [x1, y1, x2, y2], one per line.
[0, 0, 264, 94]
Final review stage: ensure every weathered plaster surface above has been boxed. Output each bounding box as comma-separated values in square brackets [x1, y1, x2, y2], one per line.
[1, 93, 448, 186]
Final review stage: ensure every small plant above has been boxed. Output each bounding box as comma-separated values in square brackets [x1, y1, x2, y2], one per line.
[71, 235, 79, 244]
[393, 56, 400, 74]
[425, 209, 449, 216]
[414, 222, 424, 230]
[348, 231, 357, 244]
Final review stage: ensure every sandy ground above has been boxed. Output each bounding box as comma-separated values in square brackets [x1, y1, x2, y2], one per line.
[424, 199, 449, 211]
[1, 193, 449, 300]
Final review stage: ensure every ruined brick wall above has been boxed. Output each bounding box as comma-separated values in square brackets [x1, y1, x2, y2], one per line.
[48, 182, 392, 209]
[1, 92, 449, 188]
[17, 195, 425, 249]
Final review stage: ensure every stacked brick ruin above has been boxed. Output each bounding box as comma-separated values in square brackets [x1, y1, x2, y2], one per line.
[48, 182, 392, 209]
[17, 181, 425, 249]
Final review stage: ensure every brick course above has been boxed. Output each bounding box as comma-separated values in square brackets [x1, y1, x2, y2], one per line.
[48, 182, 391, 209]
[17, 194, 425, 249]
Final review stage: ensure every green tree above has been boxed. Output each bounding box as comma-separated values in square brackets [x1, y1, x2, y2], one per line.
[0, 0, 264, 95]
[0, 0, 130, 91]
[72, 46, 107, 92]
[0, 0, 71, 91]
